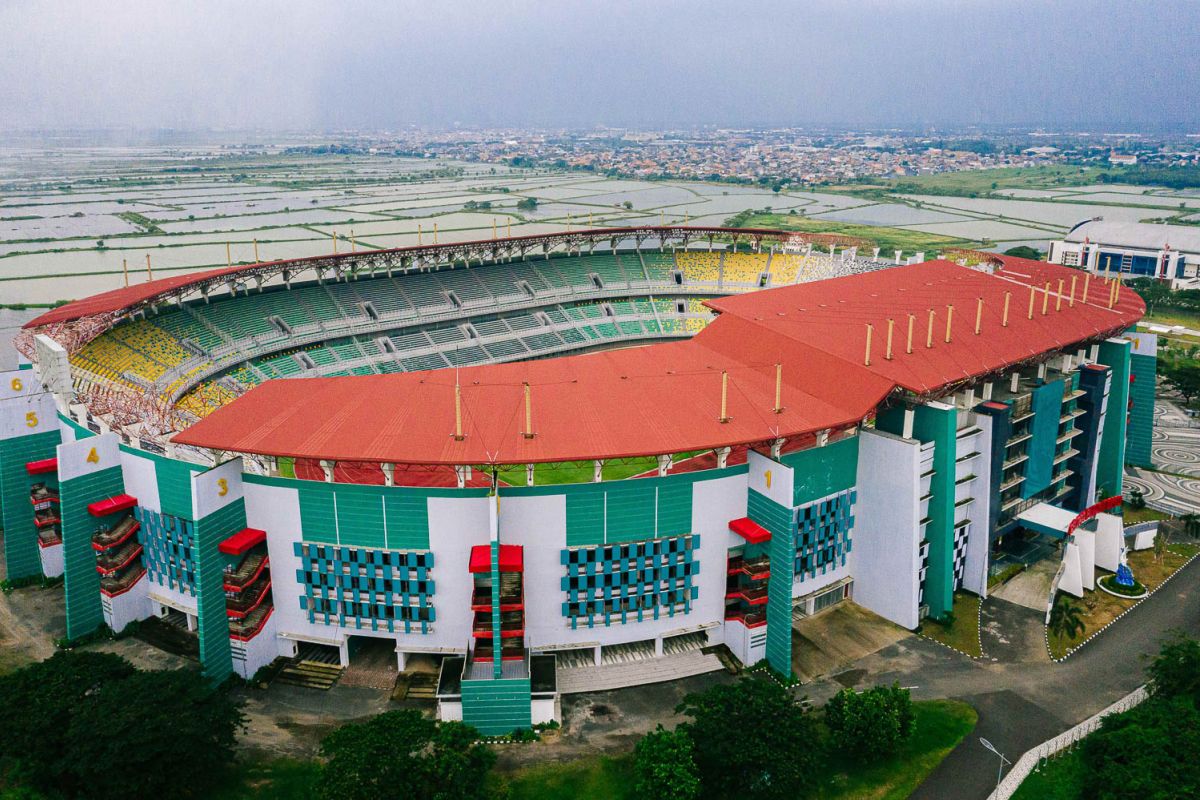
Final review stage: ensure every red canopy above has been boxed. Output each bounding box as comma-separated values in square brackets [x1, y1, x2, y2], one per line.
[219, 527, 267, 556]
[25, 457, 58, 475]
[87, 494, 137, 517]
[469, 544, 524, 573]
[729, 517, 772, 544]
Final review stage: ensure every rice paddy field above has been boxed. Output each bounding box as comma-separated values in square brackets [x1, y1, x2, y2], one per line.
[1, 147, 1197, 306]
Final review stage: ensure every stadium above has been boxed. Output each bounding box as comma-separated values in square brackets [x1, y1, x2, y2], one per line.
[0, 225, 1153, 734]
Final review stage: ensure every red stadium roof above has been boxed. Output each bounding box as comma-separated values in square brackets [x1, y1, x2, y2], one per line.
[172, 257, 1143, 466]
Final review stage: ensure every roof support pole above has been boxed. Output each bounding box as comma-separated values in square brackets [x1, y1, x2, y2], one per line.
[1042, 282, 1051, 315]
[771, 438, 785, 458]
[715, 447, 730, 469]
[816, 429, 830, 447]
[253, 238, 259, 263]
[1069, 275, 1077, 307]
[719, 370, 730, 423]
[320, 460, 334, 483]
[974, 297, 983, 335]
[1002, 291, 1011, 327]
[773, 363, 784, 413]
[1038, 362, 1047, 381]
[945, 305, 954, 343]
[146, 254, 153, 281]
[526, 464, 534, 487]
[381, 463, 394, 487]
[1010, 372, 1020, 393]
[926, 309, 935, 349]
[982, 381, 993, 400]
[864, 324, 873, 366]
[454, 381, 465, 441]
[455, 465, 467, 489]
[1083, 272, 1091, 303]
[593, 460, 604, 482]
[522, 382, 534, 439]
[902, 409, 915, 440]
[122, 258, 129, 288]
[1056, 279, 1064, 312]
[1108, 279, 1118, 309]
[906, 314, 915, 354]
[885, 319, 894, 360]
[1028, 285, 1036, 319]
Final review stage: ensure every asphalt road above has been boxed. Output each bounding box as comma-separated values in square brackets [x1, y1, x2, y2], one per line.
[801, 556, 1200, 800]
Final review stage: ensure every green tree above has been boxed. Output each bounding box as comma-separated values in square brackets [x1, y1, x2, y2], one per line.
[1147, 632, 1200, 704]
[676, 677, 824, 800]
[1049, 596, 1086, 642]
[1003, 245, 1042, 260]
[318, 711, 493, 800]
[63, 669, 245, 800]
[516, 197, 538, 211]
[823, 683, 916, 758]
[1127, 486, 1147, 510]
[633, 725, 700, 800]
[0, 651, 134, 792]
[1080, 695, 1200, 800]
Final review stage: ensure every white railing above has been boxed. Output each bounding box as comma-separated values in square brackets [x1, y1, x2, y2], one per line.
[986, 685, 1148, 800]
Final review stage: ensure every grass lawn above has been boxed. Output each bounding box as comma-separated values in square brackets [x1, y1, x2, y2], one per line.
[822, 700, 978, 800]
[853, 165, 1098, 197]
[495, 754, 634, 799]
[1048, 543, 1198, 658]
[919, 592, 982, 657]
[495, 457, 659, 486]
[211, 758, 322, 800]
[1143, 309, 1200, 331]
[1010, 748, 1086, 800]
[493, 701, 976, 800]
[1120, 506, 1172, 525]
[736, 212, 979, 256]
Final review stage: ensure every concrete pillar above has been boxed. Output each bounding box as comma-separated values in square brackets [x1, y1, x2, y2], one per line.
[654, 636, 664, 656]
[657, 454, 672, 477]
[902, 409, 915, 440]
[816, 429, 830, 447]
[1061, 354, 1073, 373]
[872, 247, 881, 262]
[1089, 344, 1100, 361]
[593, 460, 604, 482]
[320, 460, 334, 482]
[1037, 362, 1047, 381]
[915, 251, 925, 263]
[894, 250, 903, 265]
[716, 447, 731, 469]
[594, 645, 602, 666]
[982, 382, 994, 400]
[963, 387, 975, 407]
[1010, 372, 1020, 393]
[381, 463, 395, 487]
[395, 650, 408, 671]
[771, 438, 785, 458]
[187, 613, 198, 632]
[526, 464, 535, 487]
[338, 641, 350, 667]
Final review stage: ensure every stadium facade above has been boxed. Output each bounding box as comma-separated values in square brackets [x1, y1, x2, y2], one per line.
[0, 227, 1151, 734]
[1048, 218, 1200, 289]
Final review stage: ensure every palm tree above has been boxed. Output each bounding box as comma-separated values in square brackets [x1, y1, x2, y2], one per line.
[1049, 597, 1086, 642]
[1181, 513, 1200, 540]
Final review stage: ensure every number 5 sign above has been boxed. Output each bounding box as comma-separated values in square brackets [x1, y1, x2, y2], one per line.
[0, 392, 57, 440]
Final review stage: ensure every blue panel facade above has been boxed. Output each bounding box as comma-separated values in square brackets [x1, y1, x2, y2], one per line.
[560, 534, 699, 628]
[793, 489, 855, 581]
[135, 507, 196, 596]
[294, 542, 435, 633]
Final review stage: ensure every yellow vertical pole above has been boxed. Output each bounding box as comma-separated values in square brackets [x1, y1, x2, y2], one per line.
[523, 382, 533, 438]
[773, 363, 783, 413]
[1056, 279, 1064, 311]
[492, 218, 497, 240]
[719, 370, 729, 421]
[1042, 282, 1050, 315]
[974, 297, 983, 335]
[146, 254, 152, 281]
[945, 305, 954, 343]
[122, 258, 129, 288]
[864, 325, 874, 366]
[433, 223, 438, 244]
[332, 231, 338, 254]
[454, 380, 464, 441]
[351, 230, 356, 252]
[926, 309, 935, 348]
[1069, 275, 1077, 307]
[226, 242, 232, 267]
[418, 224, 423, 245]
[1027, 285, 1036, 319]
[906, 314, 915, 353]
[885, 318, 895, 360]
[1083, 273, 1091, 302]
[253, 238, 259, 263]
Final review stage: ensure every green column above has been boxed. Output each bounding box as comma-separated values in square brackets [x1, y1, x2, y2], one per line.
[0, 430, 60, 580]
[746, 451, 796, 677]
[911, 403, 957, 620]
[58, 435, 124, 640]
[193, 500, 241, 682]
[1097, 339, 1131, 498]
[1127, 346, 1157, 468]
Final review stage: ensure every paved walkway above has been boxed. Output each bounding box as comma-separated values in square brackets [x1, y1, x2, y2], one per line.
[1124, 399, 1200, 516]
[990, 557, 1058, 612]
[556, 649, 724, 694]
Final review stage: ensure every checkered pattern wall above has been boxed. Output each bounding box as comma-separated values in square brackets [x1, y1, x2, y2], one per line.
[952, 522, 970, 591]
[294, 542, 435, 633]
[135, 507, 196, 596]
[793, 489, 855, 581]
[560, 534, 699, 628]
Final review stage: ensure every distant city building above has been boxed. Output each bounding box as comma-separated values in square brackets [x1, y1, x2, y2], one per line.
[1048, 219, 1200, 289]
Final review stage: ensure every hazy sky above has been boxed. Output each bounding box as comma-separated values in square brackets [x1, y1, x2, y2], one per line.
[2, 0, 1197, 131]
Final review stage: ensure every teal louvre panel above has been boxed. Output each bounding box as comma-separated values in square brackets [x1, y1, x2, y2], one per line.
[560, 534, 699, 628]
[793, 488, 856, 580]
[61, 466, 123, 640]
[1127, 352, 1156, 468]
[294, 542, 435, 634]
[461, 677, 532, 736]
[0, 430, 60, 580]
[1096, 340, 1131, 498]
[136, 508, 196, 595]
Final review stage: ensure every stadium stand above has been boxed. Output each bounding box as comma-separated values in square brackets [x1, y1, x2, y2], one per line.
[676, 251, 720, 285]
[722, 252, 769, 286]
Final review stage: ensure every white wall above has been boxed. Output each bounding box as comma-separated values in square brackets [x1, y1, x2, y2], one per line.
[39, 543, 63, 577]
[852, 428, 922, 630]
[231, 612, 279, 679]
[962, 416, 993, 597]
[502, 470, 746, 653]
[102, 576, 152, 633]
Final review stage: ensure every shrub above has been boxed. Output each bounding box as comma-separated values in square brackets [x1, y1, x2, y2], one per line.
[633, 725, 700, 800]
[823, 683, 916, 758]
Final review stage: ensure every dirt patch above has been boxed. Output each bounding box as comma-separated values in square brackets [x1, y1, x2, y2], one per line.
[791, 602, 912, 682]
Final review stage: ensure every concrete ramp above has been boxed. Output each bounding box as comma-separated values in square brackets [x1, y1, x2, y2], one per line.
[1016, 503, 1077, 537]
